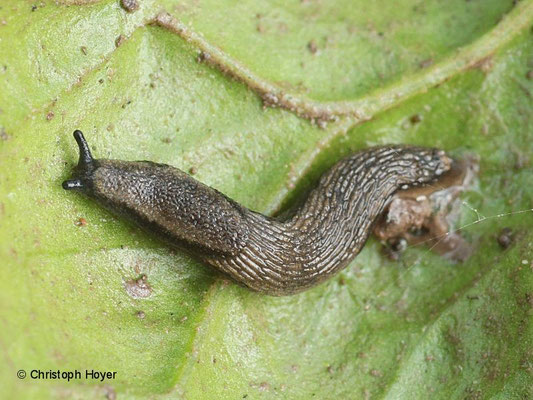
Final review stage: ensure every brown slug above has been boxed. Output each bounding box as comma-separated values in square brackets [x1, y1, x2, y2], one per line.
[63, 130, 452, 295]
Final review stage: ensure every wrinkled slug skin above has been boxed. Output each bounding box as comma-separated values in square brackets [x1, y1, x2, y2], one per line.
[63, 130, 452, 295]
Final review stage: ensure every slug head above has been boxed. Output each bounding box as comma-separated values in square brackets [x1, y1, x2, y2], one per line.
[62, 130, 97, 191]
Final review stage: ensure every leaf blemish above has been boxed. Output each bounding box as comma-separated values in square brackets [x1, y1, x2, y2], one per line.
[120, 0, 138, 13]
[124, 274, 152, 299]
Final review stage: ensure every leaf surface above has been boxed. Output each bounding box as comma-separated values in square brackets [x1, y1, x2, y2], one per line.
[0, 0, 532, 398]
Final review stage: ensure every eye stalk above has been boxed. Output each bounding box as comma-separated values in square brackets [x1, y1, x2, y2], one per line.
[62, 130, 95, 191]
[73, 130, 94, 167]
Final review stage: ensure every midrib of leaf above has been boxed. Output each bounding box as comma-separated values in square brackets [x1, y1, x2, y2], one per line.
[154, 1, 533, 124]
[21, 0, 531, 138]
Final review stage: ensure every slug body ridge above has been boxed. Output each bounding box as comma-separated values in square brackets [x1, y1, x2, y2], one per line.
[63, 130, 452, 295]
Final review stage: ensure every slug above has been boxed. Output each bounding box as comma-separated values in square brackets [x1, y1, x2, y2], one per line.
[63, 130, 452, 295]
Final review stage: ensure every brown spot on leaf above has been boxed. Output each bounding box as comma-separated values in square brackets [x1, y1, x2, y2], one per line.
[307, 39, 318, 54]
[120, 0, 138, 12]
[115, 35, 126, 48]
[497, 227, 514, 249]
[104, 385, 116, 400]
[419, 58, 433, 68]
[124, 274, 152, 298]
[370, 369, 383, 377]
[75, 218, 87, 227]
[410, 113, 422, 124]
[0, 127, 10, 141]
[196, 51, 211, 63]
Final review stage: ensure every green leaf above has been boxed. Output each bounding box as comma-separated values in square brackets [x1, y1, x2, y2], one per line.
[1, 0, 532, 398]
